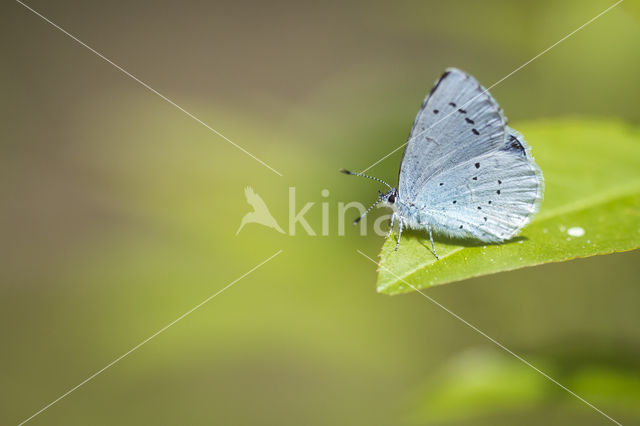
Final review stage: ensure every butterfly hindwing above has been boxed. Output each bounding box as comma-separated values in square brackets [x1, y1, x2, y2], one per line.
[404, 126, 543, 242]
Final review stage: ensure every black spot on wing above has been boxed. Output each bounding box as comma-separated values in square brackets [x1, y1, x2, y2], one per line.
[449, 102, 457, 107]
[465, 117, 474, 124]
[501, 134, 527, 156]
[472, 128, 480, 135]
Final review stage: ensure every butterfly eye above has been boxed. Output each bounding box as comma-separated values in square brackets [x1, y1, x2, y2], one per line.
[387, 194, 396, 203]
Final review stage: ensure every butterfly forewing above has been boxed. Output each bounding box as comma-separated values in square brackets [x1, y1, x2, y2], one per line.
[399, 69, 506, 199]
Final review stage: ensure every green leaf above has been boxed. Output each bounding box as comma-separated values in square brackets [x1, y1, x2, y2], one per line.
[408, 348, 550, 424]
[408, 347, 640, 424]
[377, 119, 640, 295]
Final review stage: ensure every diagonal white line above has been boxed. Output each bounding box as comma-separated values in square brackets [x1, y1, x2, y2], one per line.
[17, 250, 283, 426]
[16, 0, 283, 177]
[360, 0, 624, 174]
[357, 250, 622, 425]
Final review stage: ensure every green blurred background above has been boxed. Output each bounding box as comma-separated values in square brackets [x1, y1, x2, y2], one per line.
[3, 0, 640, 424]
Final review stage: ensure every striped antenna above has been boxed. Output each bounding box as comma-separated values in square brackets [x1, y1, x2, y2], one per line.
[340, 169, 392, 190]
[353, 196, 382, 225]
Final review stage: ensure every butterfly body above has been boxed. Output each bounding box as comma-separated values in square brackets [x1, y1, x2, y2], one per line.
[343, 68, 543, 257]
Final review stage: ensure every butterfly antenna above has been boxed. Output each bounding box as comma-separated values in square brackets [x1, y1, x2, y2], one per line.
[353, 195, 382, 225]
[340, 169, 392, 190]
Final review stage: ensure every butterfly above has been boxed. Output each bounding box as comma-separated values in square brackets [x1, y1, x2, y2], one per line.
[342, 68, 544, 259]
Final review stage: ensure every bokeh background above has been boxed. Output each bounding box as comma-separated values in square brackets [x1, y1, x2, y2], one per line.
[3, 0, 640, 425]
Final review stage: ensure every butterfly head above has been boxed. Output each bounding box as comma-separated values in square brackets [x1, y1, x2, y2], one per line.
[378, 188, 398, 206]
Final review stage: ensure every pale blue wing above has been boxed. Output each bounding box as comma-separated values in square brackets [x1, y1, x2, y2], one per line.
[406, 126, 543, 242]
[398, 68, 507, 199]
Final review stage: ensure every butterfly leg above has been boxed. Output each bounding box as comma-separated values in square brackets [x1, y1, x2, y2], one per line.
[386, 212, 395, 240]
[427, 224, 439, 260]
[395, 218, 403, 251]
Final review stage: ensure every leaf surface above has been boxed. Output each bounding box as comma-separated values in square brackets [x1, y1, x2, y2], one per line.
[377, 120, 640, 294]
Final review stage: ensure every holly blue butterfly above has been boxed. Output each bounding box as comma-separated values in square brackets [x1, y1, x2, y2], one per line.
[342, 68, 544, 259]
